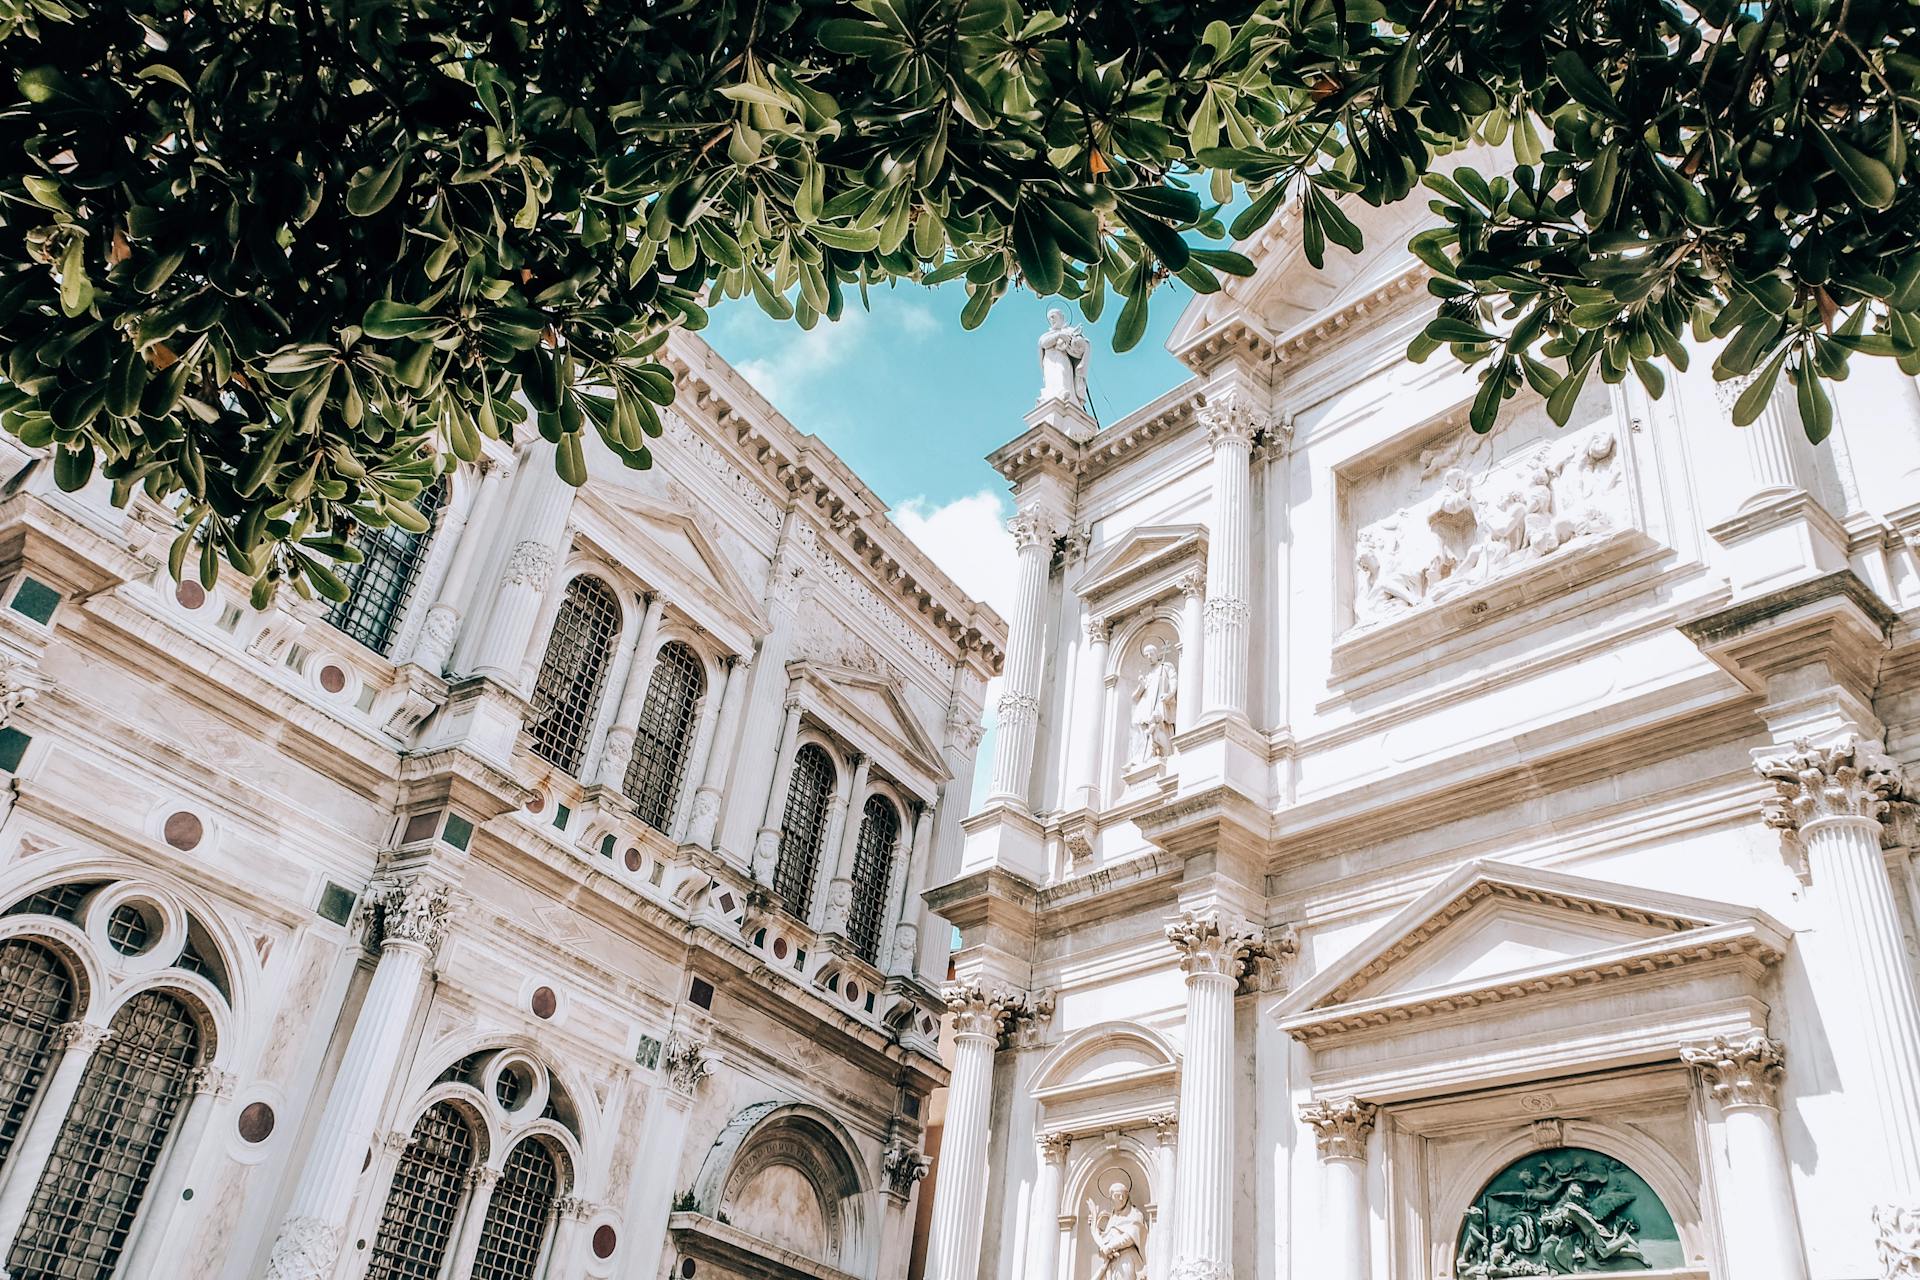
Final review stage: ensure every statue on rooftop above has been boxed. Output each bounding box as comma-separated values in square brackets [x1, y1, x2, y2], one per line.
[1038, 307, 1090, 407]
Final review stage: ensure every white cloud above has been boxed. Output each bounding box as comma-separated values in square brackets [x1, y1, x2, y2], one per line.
[732, 298, 936, 412]
[891, 490, 1017, 621]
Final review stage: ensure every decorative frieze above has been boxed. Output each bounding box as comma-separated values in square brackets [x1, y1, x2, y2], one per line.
[1299, 1096, 1379, 1162]
[1682, 1033, 1786, 1110]
[1758, 736, 1904, 833]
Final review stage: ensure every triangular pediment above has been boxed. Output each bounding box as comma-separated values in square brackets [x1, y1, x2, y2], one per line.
[1079, 523, 1206, 609]
[1277, 861, 1788, 1038]
[793, 662, 946, 786]
[578, 488, 766, 637]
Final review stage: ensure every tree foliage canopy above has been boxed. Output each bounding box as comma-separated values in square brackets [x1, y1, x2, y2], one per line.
[1, 0, 1914, 602]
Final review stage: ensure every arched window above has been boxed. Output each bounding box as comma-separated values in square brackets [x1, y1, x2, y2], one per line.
[6, 990, 200, 1280]
[527, 575, 622, 773]
[1455, 1146, 1683, 1275]
[775, 744, 835, 917]
[622, 641, 705, 833]
[326, 476, 447, 655]
[847, 796, 900, 964]
[471, 1137, 561, 1280]
[366, 1102, 477, 1280]
[0, 940, 76, 1176]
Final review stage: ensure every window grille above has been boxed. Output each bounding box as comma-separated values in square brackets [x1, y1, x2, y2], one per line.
[471, 1138, 560, 1280]
[847, 796, 900, 964]
[104, 904, 153, 957]
[775, 744, 835, 918]
[0, 941, 74, 1178]
[6, 990, 199, 1280]
[365, 1102, 476, 1280]
[621, 642, 705, 832]
[326, 477, 447, 656]
[2, 882, 101, 924]
[526, 576, 621, 774]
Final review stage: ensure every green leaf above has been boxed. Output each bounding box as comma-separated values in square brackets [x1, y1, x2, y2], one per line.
[1114, 286, 1150, 352]
[1730, 347, 1790, 426]
[1812, 127, 1897, 210]
[1425, 317, 1493, 344]
[346, 151, 409, 217]
[1551, 50, 1621, 118]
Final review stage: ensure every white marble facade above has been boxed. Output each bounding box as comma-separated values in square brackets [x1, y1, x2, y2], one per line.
[0, 331, 1001, 1280]
[925, 195, 1920, 1280]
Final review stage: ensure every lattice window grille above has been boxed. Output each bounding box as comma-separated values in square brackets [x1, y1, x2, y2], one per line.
[847, 796, 900, 965]
[526, 576, 622, 774]
[471, 1138, 560, 1280]
[365, 1102, 476, 1280]
[775, 744, 835, 918]
[6, 990, 199, 1280]
[0, 940, 75, 1178]
[2, 882, 101, 924]
[621, 642, 705, 833]
[326, 477, 447, 656]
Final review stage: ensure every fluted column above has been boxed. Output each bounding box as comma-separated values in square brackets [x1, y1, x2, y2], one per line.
[820, 753, 871, 933]
[266, 877, 453, 1280]
[987, 506, 1062, 807]
[927, 985, 1040, 1280]
[1714, 373, 1806, 506]
[590, 594, 667, 787]
[463, 446, 577, 685]
[670, 661, 730, 838]
[888, 801, 936, 977]
[409, 455, 516, 675]
[1026, 1132, 1071, 1280]
[687, 654, 752, 849]
[1070, 615, 1110, 811]
[1150, 1112, 1180, 1280]
[753, 697, 806, 883]
[1682, 1034, 1808, 1280]
[1175, 569, 1205, 735]
[1299, 1097, 1377, 1280]
[0, 1021, 112, 1253]
[1199, 392, 1259, 723]
[1758, 738, 1920, 1274]
[1166, 911, 1261, 1280]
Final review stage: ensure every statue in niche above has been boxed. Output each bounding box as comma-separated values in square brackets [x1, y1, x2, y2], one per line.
[1456, 1147, 1672, 1276]
[1085, 1175, 1147, 1280]
[1127, 644, 1178, 767]
[1038, 308, 1091, 407]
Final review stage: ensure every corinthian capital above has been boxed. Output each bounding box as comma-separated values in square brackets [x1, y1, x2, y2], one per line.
[368, 876, 455, 955]
[1299, 1096, 1378, 1162]
[1007, 506, 1063, 551]
[943, 982, 1052, 1047]
[1198, 387, 1265, 447]
[1757, 736, 1903, 832]
[1037, 1130, 1073, 1165]
[1681, 1033, 1786, 1110]
[1165, 910, 1266, 982]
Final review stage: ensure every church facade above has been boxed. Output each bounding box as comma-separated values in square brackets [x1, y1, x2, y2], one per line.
[922, 196, 1920, 1280]
[0, 331, 1000, 1280]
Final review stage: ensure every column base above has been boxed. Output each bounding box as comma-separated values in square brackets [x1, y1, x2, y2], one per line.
[1875, 1202, 1920, 1278]
[265, 1215, 341, 1280]
[1170, 1259, 1234, 1280]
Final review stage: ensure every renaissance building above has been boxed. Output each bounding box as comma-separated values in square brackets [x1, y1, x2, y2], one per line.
[0, 331, 1000, 1280]
[923, 195, 1920, 1280]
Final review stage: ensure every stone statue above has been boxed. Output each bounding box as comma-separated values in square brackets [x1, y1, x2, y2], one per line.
[1085, 1177, 1147, 1280]
[1038, 308, 1090, 407]
[1127, 644, 1177, 766]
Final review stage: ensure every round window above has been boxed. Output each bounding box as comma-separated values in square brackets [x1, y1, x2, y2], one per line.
[495, 1063, 530, 1111]
[105, 902, 160, 956]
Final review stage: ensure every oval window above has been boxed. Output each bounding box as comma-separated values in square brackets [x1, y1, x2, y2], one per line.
[1456, 1146, 1682, 1275]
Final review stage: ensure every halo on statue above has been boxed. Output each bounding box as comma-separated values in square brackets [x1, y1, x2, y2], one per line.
[1097, 1167, 1133, 1196]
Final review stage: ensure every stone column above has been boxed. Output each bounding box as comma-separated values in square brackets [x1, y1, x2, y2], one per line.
[623, 1037, 713, 1280]
[1150, 1112, 1180, 1280]
[986, 506, 1061, 807]
[819, 753, 869, 933]
[462, 446, 577, 685]
[409, 455, 515, 675]
[888, 802, 936, 977]
[1070, 616, 1110, 811]
[590, 594, 666, 788]
[1027, 1131, 1071, 1280]
[1681, 1034, 1808, 1280]
[548, 1196, 593, 1279]
[1175, 569, 1205, 735]
[753, 697, 805, 883]
[1758, 738, 1920, 1274]
[1165, 911, 1262, 1280]
[0, 1020, 112, 1248]
[927, 985, 1039, 1280]
[1198, 392, 1259, 724]
[1714, 373, 1807, 505]
[117, 1064, 235, 1276]
[444, 1164, 501, 1278]
[670, 661, 730, 839]
[687, 654, 752, 849]
[1299, 1097, 1378, 1280]
[265, 877, 453, 1280]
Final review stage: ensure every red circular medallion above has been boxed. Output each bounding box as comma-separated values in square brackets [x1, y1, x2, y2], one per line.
[531, 986, 557, 1019]
[163, 811, 204, 851]
[238, 1101, 275, 1143]
[592, 1224, 617, 1259]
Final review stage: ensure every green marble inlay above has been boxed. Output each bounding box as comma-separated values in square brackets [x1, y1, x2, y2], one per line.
[1456, 1146, 1682, 1276]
